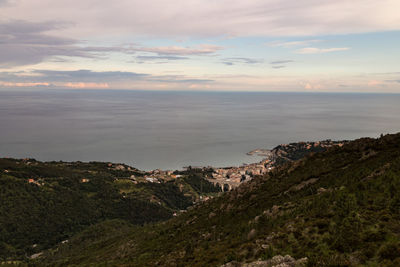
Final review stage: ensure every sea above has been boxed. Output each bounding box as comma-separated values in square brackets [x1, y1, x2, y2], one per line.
[1, 90, 399, 171]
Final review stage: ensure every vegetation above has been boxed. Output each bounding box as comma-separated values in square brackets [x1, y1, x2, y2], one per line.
[0, 160, 219, 261]
[38, 133, 400, 266]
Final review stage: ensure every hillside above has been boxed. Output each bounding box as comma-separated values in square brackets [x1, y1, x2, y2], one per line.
[0, 160, 220, 260]
[38, 133, 400, 266]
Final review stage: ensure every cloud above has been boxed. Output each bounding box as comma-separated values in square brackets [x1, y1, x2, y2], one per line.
[135, 55, 189, 62]
[270, 60, 294, 65]
[268, 40, 321, 47]
[0, 80, 108, 89]
[149, 75, 214, 83]
[367, 80, 384, 87]
[0, 81, 50, 87]
[221, 57, 263, 66]
[0, 69, 214, 89]
[272, 65, 286, 69]
[384, 79, 400, 83]
[270, 60, 294, 69]
[4, 1, 399, 38]
[134, 44, 223, 56]
[0, 69, 148, 83]
[0, 20, 223, 67]
[0, 20, 101, 67]
[302, 82, 323, 90]
[64, 82, 109, 88]
[295, 47, 350, 54]
[33, 70, 148, 82]
[0, 0, 14, 6]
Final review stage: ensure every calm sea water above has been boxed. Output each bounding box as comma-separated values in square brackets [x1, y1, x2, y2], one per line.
[1, 90, 399, 170]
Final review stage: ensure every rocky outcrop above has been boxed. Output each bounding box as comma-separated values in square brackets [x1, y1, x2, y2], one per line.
[221, 255, 307, 267]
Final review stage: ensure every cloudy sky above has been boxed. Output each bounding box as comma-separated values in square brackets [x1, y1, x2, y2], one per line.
[0, 0, 399, 92]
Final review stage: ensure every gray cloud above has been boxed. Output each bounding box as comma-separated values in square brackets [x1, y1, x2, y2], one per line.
[136, 55, 188, 61]
[0, 44, 95, 67]
[221, 57, 263, 66]
[270, 60, 294, 65]
[0, 69, 213, 86]
[134, 55, 189, 63]
[270, 60, 294, 69]
[0, 69, 148, 83]
[0, 20, 95, 67]
[0, 0, 13, 6]
[0, 20, 222, 67]
[149, 75, 214, 83]
[34, 70, 148, 82]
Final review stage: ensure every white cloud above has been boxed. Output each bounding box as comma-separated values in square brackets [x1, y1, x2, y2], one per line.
[295, 47, 350, 54]
[1, 0, 400, 38]
[303, 82, 322, 90]
[367, 80, 384, 87]
[0, 81, 50, 87]
[64, 82, 109, 88]
[268, 40, 322, 47]
[134, 44, 223, 55]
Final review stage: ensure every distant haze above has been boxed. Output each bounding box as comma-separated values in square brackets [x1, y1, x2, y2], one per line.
[1, 90, 399, 170]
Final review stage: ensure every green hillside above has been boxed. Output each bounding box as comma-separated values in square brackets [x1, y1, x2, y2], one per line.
[0, 160, 219, 261]
[39, 133, 400, 266]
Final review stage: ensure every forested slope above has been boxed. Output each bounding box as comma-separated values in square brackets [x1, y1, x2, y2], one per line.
[40, 133, 400, 266]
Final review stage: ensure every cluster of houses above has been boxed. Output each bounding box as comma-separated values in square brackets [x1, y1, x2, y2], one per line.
[107, 164, 184, 184]
[140, 169, 183, 183]
[104, 140, 349, 190]
[206, 140, 347, 191]
[209, 159, 274, 190]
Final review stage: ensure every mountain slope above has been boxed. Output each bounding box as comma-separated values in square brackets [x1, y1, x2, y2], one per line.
[40, 133, 400, 266]
[0, 160, 219, 260]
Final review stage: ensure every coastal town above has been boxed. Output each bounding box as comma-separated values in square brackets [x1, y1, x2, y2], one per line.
[13, 139, 347, 195]
[132, 139, 348, 191]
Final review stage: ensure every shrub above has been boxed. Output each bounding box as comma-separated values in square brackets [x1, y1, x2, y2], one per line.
[378, 242, 400, 261]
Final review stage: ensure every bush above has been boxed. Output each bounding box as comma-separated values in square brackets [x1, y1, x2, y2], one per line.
[378, 242, 400, 261]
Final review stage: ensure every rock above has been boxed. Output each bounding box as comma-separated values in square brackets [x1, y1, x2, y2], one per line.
[267, 255, 307, 267]
[269, 255, 287, 265]
[202, 232, 211, 240]
[317, 187, 327, 194]
[247, 228, 257, 240]
[30, 252, 43, 259]
[221, 255, 307, 267]
[221, 261, 242, 267]
[271, 205, 280, 214]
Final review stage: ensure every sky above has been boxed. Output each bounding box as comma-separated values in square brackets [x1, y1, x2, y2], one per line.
[0, 0, 399, 92]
